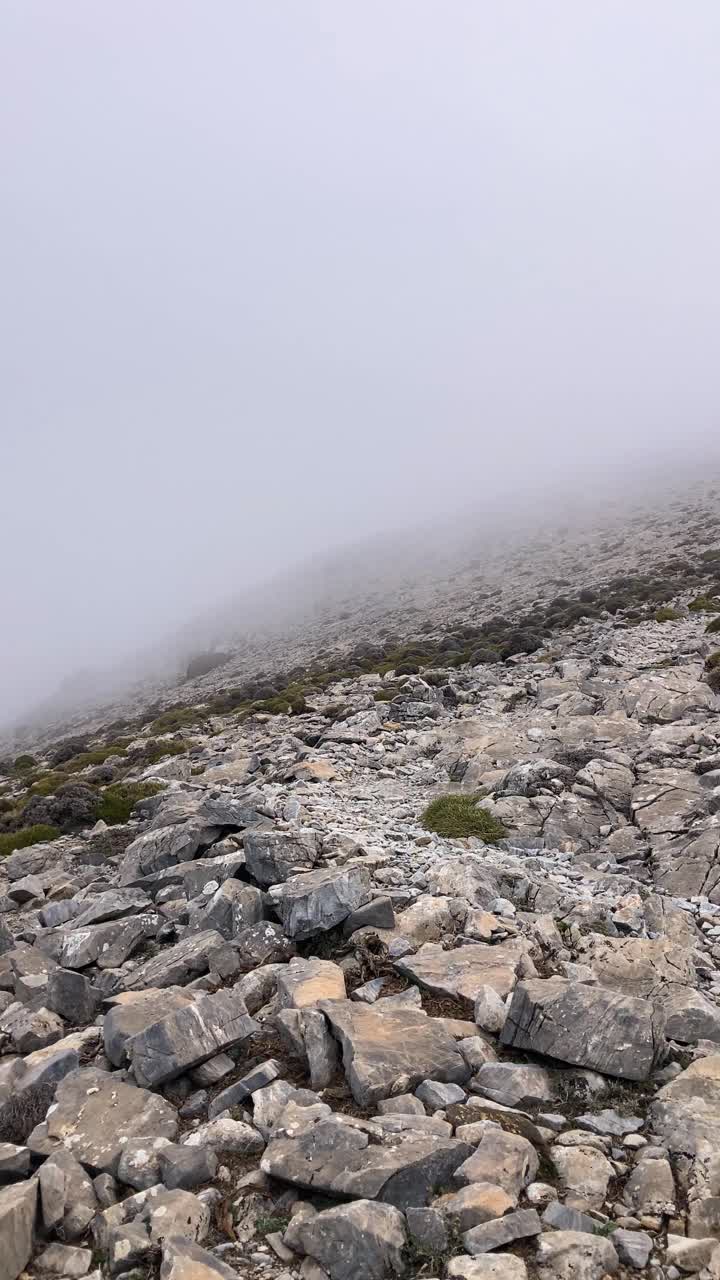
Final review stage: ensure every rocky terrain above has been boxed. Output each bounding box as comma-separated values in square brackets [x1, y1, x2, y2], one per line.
[3, 484, 720, 1280]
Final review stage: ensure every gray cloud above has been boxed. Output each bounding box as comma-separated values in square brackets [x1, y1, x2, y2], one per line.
[2, 1, 720, 723]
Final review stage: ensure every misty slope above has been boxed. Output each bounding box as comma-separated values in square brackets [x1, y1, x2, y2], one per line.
[0, 474, 720, 1277]
[9, 466, 720, 749]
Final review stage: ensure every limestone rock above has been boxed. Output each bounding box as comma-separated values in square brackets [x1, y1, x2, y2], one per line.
[535, 1230, 619, 1280]
[396, 939, 533, 1002]
[127, 989, 259, 1088]
[0, 1178, 37, 1280]
[270, 866, 371, 940]
[293, 1199, 406, 1280]
[104, 989, 196, 1066]
[500, 978, 659, 1080]
[319, 999, 469, 1105]
[45, 1068, 178, 1174]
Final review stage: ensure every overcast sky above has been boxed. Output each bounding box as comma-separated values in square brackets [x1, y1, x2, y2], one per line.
[2, 2, 720, 723]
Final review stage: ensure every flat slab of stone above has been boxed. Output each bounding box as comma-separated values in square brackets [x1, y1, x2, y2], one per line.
[463, 1208, 542, 1255]
[45, 1068, 178, 1174]
[261, 1110, 472, 1209]
[128, 989, 259, 1088]
[277, 957, 346, 1008]
[319, 999, 469, 1105]
[396, 940, 532, 1002]
[123, 930, 226, 990]
[500, 978, 659, 1081]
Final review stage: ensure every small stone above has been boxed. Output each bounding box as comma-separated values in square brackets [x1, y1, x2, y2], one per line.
[463, 1208, 541, 1254]
[35, 1243, 93, 1276]
[612, 1229, 653, 1269]
[415, 1080, 466, 1109]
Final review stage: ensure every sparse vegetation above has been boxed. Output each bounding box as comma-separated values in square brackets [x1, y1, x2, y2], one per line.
[654, 606, 682, 622]
[707, 616, 720, 634]
[185, 651, 231, 680]
[95, 782, 164, 826]
[421, 795, 507, 842]
[12, 755, 37, 773]
[150, 706, 204, 734]
[689, 594, 720, 612]
[0, 824, 60, 857]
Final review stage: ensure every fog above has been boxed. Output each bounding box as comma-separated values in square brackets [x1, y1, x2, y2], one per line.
[3, 1, 720, 727]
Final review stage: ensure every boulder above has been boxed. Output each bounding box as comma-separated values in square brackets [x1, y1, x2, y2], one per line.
[651, 1055, 720, 1154]
[277, 957, 346, 1008]
[535, 1230, 619, 1280]
[44, 1068, 178, 1173]
[500, 978, 659, 1080]
[243, 829, 320, 887]
[123, 930, 226, 989]
[160, 1237, 241, 1280]
[0, 1178, 37, 1280]
[292, 1199, 406, 1280]
[319, 999, 469, 1105]
[128, 989, 259, 1088]
[396, 940, 533, 1002]
[104, 989, 195, 1066]
[270, 867, 371, 940]
[261, 1107, 472, 1208]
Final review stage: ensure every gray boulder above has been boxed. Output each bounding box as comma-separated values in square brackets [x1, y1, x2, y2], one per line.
[270, 867, 371, 940]
[128, 989, 259, 1088]
[44, 1068, 178, 1174]
[0, 1178, 37, 1280]
[243, 828, 320, 887]
[292, 1199, 406, 1280]
[320, 999, 469, 1105]
[500, 978, 659, 1080]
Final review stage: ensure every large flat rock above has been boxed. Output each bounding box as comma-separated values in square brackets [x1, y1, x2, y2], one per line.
[319, 999, 469, 1105]
[395, 940, 533, 1001]
[45, 1068, 178, 1174]
[122, 930, 226, 990]
[500, 978, 659, 1081]
[261, 1109, 472, 1209]
[651, 1054, 720, 1154]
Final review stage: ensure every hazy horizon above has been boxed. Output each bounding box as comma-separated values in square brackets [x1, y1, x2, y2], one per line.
[3, 2, 720, 725]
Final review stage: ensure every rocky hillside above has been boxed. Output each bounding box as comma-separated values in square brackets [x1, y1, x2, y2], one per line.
[2, 493, 720, 1279]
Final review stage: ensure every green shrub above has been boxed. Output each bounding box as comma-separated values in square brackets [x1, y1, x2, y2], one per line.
[95, 782, 164, 826]
[0, 824, 60, 857]
[13, 755, 37, 773]
[150, 707, 203, 734]
[700, 549, 720, 562]
[420, 795, 506, 842]
[706, 616, 720, 634]
[24, 772, 69, 797]
[654, 606, 682, 622]
[185, 651, 231, 680]
[64, 742, 129, 772]
[689, 595, 720, 612]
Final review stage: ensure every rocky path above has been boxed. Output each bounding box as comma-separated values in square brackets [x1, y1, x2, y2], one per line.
[1, 589, 720, 1279]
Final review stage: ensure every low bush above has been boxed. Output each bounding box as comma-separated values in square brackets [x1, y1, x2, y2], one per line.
[95, 781, 164, 826]
[420, 795, 507, 842]
[150, 707, 203, 734]
[654, 606, 682, 622]
[13, 755, 37, 773]
[689, 595, 720, 612]
[706, 617, 720, 634]
[0, 824, 60, 857]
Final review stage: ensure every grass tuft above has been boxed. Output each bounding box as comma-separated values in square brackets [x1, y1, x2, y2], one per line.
[420, 795, 506, 842]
